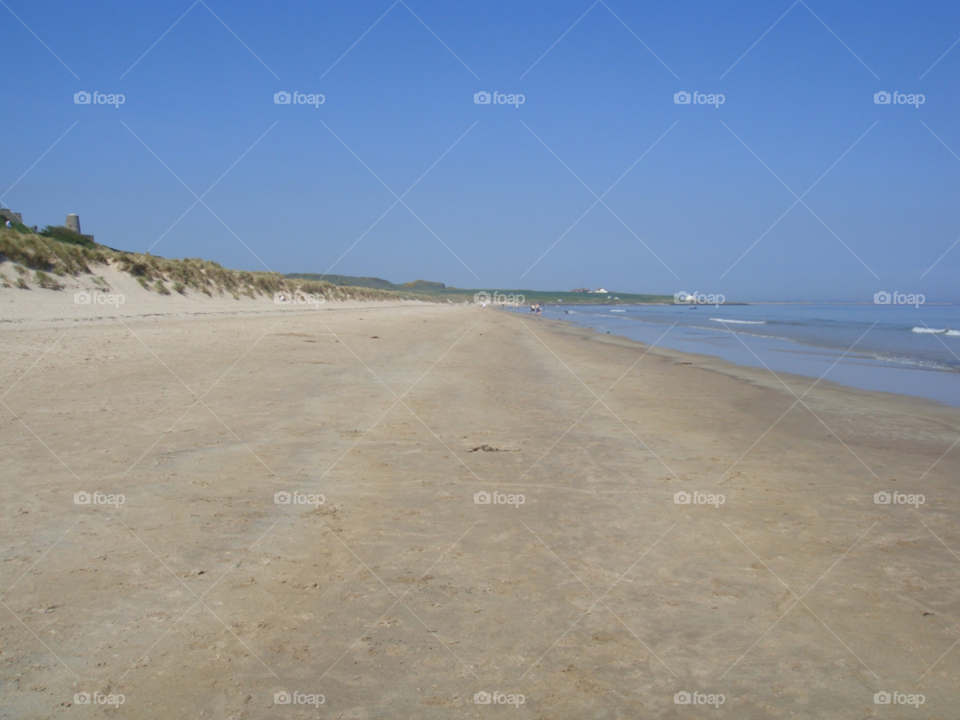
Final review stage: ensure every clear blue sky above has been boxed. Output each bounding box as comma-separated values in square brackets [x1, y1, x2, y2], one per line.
[2, 0, 959, 301]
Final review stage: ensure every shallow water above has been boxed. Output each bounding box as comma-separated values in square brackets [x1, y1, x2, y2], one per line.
[512, 303, 960, 408]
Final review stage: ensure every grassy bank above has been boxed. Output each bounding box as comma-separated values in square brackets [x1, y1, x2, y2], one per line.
[426, 289, 676, 305]
[0, 228, 674, 305]
[0, 228, 436, 302]
[286, 273, 674, 305]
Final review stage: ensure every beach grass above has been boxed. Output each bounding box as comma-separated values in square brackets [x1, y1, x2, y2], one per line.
[0, 227, 436, 302]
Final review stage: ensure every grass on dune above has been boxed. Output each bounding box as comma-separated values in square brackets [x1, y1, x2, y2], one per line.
[0, 227, 432, 302]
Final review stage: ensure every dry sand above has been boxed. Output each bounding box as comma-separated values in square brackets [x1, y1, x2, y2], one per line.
[1, 293, 959, 718]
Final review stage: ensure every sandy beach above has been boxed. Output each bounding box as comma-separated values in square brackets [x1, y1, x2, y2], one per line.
[2, 298, 959, 718]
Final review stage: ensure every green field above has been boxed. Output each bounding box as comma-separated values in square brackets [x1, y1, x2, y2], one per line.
[285, 274, 674, 305]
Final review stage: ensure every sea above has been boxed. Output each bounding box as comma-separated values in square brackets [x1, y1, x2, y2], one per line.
[510, 303, 960, 409]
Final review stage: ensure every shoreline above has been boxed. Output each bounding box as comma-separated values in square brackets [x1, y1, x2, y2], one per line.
[527, 304, 960, 410]
[523, 307, 960, 425]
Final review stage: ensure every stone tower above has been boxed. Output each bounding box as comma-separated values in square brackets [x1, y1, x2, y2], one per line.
[66, 214, 81, 234]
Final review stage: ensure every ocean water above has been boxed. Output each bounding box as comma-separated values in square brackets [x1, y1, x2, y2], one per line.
[511, 303, 960, 408]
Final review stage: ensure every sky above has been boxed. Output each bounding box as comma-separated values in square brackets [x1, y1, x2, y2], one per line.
[2, 0, 959, 302]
